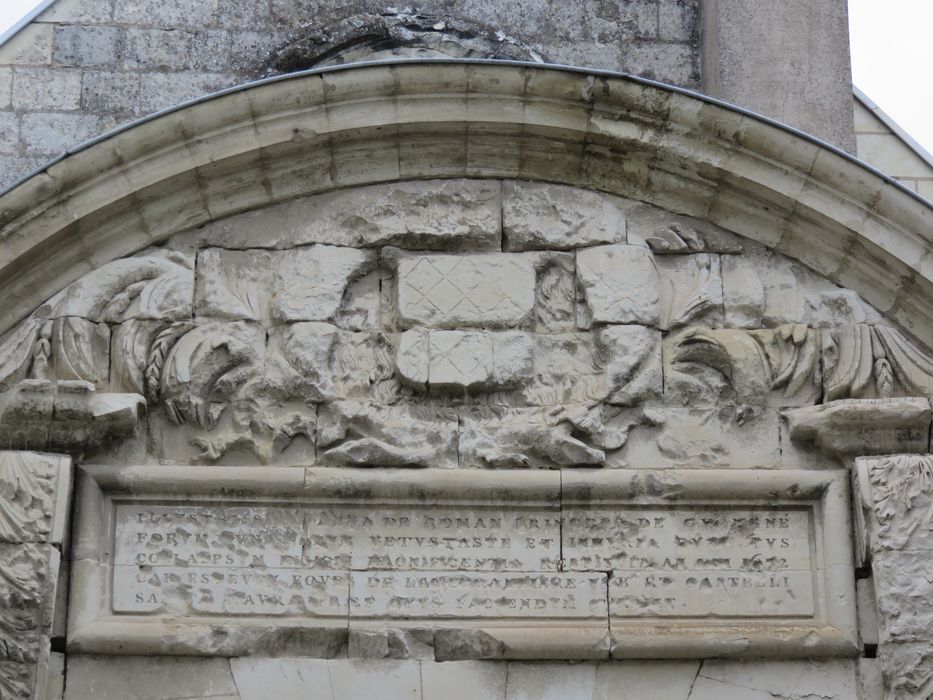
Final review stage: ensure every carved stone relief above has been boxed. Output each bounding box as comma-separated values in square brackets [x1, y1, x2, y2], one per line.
[0, 179, 931, 469]
[857, 455, 933, 699]
[0, 453, 71, 699]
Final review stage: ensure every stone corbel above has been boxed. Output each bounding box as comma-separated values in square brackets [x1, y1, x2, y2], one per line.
[0, 380, 144, 457]
[784, 398, 932, 465]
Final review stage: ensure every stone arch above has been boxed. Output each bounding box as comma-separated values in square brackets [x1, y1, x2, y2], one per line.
[2, 61, 933, 696]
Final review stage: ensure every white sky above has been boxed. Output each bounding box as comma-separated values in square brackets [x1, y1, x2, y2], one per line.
[0, 0, 931, 154]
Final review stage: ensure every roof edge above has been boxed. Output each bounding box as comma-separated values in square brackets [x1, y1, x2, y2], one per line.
[854, 84, 933, 171]
[0, 0, 60, 49]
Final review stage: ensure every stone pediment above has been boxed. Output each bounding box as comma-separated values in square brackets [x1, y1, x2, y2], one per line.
[0, 62, 932, 693]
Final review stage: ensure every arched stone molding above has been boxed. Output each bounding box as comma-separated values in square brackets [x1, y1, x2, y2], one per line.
[0, 60, 930, 343]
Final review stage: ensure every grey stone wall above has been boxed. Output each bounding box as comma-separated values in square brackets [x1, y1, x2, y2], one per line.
[0, 0, 700, 189]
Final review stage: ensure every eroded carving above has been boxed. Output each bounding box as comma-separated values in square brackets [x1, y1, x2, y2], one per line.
[459, 403, 637, 468]
[824, 324, 933, 401]
[0, 454, 55, 544]
[317, 402, 458, 467]
[666, 325, 821, 408]
[0, 251, 193, 392]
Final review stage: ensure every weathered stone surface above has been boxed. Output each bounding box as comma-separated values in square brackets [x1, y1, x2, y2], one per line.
[350, 571, 607, 621]
[785, 398, 932, 461]
[0, 381, 143, 456]
[613, 406, 782, 468]
[823, 324, 933, 401]
[395, 329, 533, 391]
[598, 325, 662, 405]
[64, 656, 239, 700]
[688, 660, 859, 700]
[722, 246, 869, 329]
[317, 402, 458, 467]
[665, 325, 822, 408]
[397, 254, 536, 328]
[576, 245, 661, 327]
[626, 206, 745, 255]
[196, 180, 502, 251]
[502, 182, 626, 251]
[459, 405, 637, 469]
[0, 453, 58, 544]
[657, 254, 723, 330]
[196, 246, 376, 324]
[533, 252, 576, 332]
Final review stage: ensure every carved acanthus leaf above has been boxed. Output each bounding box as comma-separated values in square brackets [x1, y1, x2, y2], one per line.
[667, 324, 820, 407]
[0, 454, 54, 544]
[159, 322, 263, 430]
[867, 455, 933, 550]
[0, 252, 193, 396]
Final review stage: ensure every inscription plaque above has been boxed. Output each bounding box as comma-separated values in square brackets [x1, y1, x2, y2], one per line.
[69, 467, 857, 659]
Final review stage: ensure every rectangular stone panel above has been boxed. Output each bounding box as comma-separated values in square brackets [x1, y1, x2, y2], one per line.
[69, 466, 855, 659]
[563, 469, 857, 658]
[397, 254, 536, 328]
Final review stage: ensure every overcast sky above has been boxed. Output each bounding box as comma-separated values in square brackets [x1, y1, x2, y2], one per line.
[1, 0, 931, 155]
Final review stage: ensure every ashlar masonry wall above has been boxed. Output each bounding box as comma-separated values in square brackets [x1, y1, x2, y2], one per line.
[0, 0, 700, 189]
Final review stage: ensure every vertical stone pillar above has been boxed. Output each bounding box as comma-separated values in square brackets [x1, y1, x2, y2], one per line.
[700, 0, 856, 152]
[856, 455, 933, 699]
[0, 452, 72, 700]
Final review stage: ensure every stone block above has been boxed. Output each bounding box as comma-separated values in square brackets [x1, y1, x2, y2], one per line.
[63, 656, 238, 699]
[576, 244, 661, 326]
[656, 253, 723, 329]
[459, 404, 634, 469]
[20, 113, 100, 156]
[327, 659, 422, 700]
[138, 72, 238, 113]
[195, 246, 375, 324]
[428, 330, 493, 388]
[396, 329, 533, 391]
[722, 244, 866, 328]
[37, 0, 114, 23]
[123, 28, 194, 71]
[626, 205, 745, 254]
[422, 660, 507, 700]
[12, 68, 82, 110]
[81, 71, 142, 114]
[502, 181, 626, 251]
[598, 325, 662, 405]
[53, 26, 120, 66]
[317, 401, 459, 468]
[0, 67, 11, 111]
[659, 0, 697, 42]
[858, 658, 883, 700]
[0, 112, 18, 154]
[625, 42, 697, 86]
[113, 0, 216, 29]
[693, 660, 858, 699]
[397, 254, 536, 328]
[229, 657, 333, 699]
[593, 661, 700, 699]
[194, 180, 502, 251]
[0, 24, 53, 64]
[613, 405, 782, 468]
[505, 662, 597, 700]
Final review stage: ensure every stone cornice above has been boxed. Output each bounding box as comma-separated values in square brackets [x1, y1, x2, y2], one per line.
[0, 60, 931, 342]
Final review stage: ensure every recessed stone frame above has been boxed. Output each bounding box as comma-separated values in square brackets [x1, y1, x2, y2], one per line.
[68, 465, 857, 661]
[0, 60, 930, 347]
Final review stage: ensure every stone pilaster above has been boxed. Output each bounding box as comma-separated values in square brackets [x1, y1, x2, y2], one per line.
[0, 452, 72, 700]
[856, 455, 933, 699]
